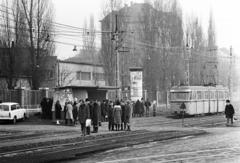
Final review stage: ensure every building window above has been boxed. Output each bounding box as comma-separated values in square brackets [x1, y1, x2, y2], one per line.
[76, 71, 80, 80]
[93, 73, 104, 81]
[81, 72, 91, 80]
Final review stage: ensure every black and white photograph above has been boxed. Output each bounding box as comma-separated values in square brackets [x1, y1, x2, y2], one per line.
[0, 0, 240, 162]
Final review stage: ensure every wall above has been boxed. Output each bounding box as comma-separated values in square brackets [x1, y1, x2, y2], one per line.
[58, 61, 106, 87]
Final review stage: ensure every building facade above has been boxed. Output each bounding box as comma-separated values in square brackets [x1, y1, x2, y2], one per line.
[56, 56, 115, 101]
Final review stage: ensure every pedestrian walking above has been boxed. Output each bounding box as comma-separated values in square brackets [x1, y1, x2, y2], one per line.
[55, 100, 62, 125]
[72, 101, 78, 125]
[107, 101, 114, 131]
[66, 101, 73, 125]
[135, 100, 141, 117]
[145, 99, 151, 117]
[101, 100, 106, 122]
[225, 99, 235, 125]
[78, 100, 90, 136]
[125, 100, 133, 131]
[113, 100, 122, 131]
[121, 100, 126, 130]
[140, 98, 145, 117]
[92, 101, 99, 133]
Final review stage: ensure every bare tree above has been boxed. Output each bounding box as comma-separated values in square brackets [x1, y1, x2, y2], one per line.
[0, 0, 16, 89]
[59, 64, 74, 87]
[20, 0, 55, 89]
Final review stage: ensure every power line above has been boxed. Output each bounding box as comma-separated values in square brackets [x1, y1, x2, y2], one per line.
[0, 4, 112, 34]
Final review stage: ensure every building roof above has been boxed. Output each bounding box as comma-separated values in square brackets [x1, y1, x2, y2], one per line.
[62, 51, 103, 66]
[54, 85, 118, 90]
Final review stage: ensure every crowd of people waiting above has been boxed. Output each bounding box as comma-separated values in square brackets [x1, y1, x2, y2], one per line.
[53, 98, 156, 136]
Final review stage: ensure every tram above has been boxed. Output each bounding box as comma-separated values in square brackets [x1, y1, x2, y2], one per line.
[169, 85, 229, 115]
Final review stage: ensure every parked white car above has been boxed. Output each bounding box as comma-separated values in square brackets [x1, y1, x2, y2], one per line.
[0, 102, 27, 124]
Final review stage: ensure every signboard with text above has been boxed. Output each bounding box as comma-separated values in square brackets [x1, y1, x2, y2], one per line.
[130, 68, 143, 101]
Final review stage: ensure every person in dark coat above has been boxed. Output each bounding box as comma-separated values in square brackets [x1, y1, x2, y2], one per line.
[107, 101, 114, 131]
[145, 99, 151, 117]
[55, 100, 62, 125]
[97, 101, 102, 126]
[101, 100, 106, 122]
[92, 101, 99, 133]
[135, 100, 141, 117]
[72, 101, 78, 125]
[140, 98, 145, 117]
[78, 100, 90, 136]
[40, 97, 47, 119]
[225, 100, 235, 125]
[46, 98, 53, 119]
[125, 100, 133, 131]
[121, 100, 126, 130]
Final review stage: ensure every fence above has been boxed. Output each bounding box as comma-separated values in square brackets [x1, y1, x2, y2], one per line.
[0, 89, 53, 109]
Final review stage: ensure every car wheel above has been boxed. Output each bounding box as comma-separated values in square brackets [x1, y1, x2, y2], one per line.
[13, 116, 17, 124]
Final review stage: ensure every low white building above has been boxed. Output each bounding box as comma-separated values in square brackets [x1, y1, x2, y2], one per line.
[56, 55, 116, 101]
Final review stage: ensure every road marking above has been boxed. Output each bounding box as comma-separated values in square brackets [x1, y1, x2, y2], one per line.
[97, 146, 240, 163]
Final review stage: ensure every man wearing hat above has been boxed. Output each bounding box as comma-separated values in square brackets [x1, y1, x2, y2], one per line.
[225, 99, 235, 125]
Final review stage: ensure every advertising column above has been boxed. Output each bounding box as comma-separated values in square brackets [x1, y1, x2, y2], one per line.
[130, 67, 143, 101]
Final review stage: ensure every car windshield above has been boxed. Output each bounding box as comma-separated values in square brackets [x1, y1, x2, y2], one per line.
[0, 105, 9, 111]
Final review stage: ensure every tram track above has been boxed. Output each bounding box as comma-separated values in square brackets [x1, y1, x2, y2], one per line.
[0, 130, 80, 144]
[134, 115, 226, 127]
[0, 129, 205, 163]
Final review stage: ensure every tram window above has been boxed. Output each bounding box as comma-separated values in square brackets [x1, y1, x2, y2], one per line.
[192, 92, 196, 100]
[170, 92, 190, 100]
[210, 92, 215, 99]
[197, 91, 202, 99]
[225, 92, 228, 99]
[205, 91, 209, 99]
[215, 92, 218, 99]
[219, 92, 223, 99]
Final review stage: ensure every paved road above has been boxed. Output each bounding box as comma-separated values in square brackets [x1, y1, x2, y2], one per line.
[68, 126, 240, 163]
[1, 114, 239, 163]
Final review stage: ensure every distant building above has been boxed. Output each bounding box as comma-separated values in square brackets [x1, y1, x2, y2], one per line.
[101, 3, 183, 101]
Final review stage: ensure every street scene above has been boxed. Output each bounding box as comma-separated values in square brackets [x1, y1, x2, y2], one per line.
[1, 0, 240, 163]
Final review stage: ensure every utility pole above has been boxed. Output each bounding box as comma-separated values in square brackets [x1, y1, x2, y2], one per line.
[114, 14, 120, 99]
[185, 39, 190, 86]
[229, 46, 232, 100]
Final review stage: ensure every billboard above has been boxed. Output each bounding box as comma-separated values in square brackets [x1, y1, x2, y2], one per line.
[130, 68, 143, 101]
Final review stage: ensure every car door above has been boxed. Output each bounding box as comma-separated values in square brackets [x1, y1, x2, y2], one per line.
[16, 104, 24, 119]
[11, 104, 18, 119]
[0, 104, 10, 118]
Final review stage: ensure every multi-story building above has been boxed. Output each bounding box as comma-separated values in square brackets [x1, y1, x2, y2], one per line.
[101, 3, 184, 101]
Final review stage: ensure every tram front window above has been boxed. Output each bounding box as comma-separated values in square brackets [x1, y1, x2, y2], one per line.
[171, 92, 190, 101]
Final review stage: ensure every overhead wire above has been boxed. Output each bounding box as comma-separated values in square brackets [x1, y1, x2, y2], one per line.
[0, 3, 239, 61]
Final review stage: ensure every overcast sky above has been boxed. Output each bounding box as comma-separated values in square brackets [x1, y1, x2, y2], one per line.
[52, 0, 240, 59]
